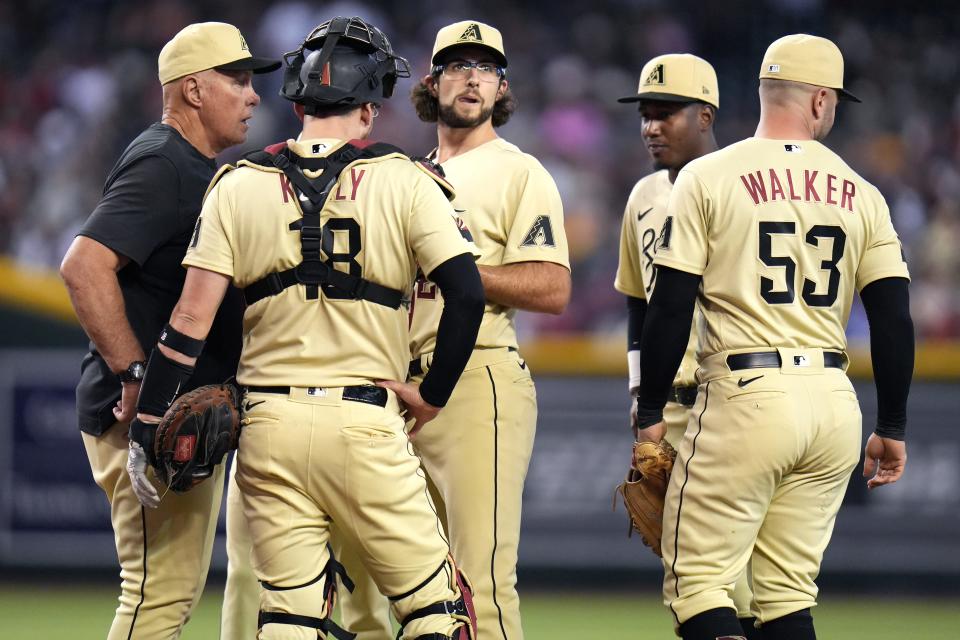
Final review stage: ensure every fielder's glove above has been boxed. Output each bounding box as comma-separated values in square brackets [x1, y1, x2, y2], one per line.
[153, 383, 242, 494]
[614, 439, 678, 557]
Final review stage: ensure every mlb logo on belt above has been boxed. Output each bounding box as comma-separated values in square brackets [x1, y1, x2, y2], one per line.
[793, 355, 810, 367]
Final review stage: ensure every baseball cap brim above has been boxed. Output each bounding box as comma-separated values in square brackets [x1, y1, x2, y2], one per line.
[617, 92, 702, 104]
[216, 56, 282, 74]
[837, 87, 861, 103]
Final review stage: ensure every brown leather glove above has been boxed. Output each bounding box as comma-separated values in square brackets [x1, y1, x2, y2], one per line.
[615, 439, 678, 557]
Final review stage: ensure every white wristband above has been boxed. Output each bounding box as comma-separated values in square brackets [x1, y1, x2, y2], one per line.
[627, 349, 642, 393]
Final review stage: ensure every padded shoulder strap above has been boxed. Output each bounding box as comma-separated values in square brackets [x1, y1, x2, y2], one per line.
[202, 163, 236, 203]
[412, 157, 456, 201]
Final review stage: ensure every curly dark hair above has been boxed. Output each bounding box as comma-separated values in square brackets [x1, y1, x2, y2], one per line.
[410, 78, 517, 127]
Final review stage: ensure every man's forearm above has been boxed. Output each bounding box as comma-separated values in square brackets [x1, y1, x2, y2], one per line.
[478, 261, 571, 314]
[61, 259, 143, 372]
[636, 267, 701, 427]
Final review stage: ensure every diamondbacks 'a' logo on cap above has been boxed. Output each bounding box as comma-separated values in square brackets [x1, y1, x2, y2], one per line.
[645, 63, 665, 86]
[239, 33, 249, 51]
[520, 215, 556, 248]
[458, 23, 483, 43]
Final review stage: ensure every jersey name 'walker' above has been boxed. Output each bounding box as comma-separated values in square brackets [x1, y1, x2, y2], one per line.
[656, 137, 909, 357]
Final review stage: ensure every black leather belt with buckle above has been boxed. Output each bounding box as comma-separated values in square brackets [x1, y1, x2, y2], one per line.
[668, 385, 698, 407]
[245, 385, 387, 407]
[726, 351, 845, 370]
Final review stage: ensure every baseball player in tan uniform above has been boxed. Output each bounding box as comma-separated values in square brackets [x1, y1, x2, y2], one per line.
[410, 21, 570, 640]
[632, 35, 913, 640]
[335, 21, 570, 640]
[131, 17, 484, 640]
[615, 54, 759, 640]
[60, 23, 278, 639]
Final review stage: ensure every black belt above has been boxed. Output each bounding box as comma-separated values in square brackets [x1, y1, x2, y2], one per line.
[668, 385, 698, 407]
[408, 346, 518, 378]
[245, 385, 388, 407]
[726, 351, 845, 371]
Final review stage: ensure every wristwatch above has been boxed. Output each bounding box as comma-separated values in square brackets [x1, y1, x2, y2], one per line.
[118, 360, 147, 384]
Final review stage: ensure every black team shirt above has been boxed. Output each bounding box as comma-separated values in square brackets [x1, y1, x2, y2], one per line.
[75, 123, 243, 435]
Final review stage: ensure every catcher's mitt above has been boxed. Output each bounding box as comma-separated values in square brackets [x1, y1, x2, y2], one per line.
[614, 439, 678, 557]
[154, 383, 242, 493]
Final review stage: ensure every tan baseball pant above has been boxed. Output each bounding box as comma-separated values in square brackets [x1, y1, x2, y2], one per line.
[662, 348, 861, 626]
[82, 421, 223, 639]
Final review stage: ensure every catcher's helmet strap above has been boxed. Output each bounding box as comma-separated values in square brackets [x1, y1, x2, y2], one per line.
[242, 143, 405, 309]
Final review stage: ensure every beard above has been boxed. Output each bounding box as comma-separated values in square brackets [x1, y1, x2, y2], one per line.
[438, 100, 495, 129]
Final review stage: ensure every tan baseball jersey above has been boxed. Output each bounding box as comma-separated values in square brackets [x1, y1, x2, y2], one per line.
[655, 137, 909, 358]
[615, 169, 699, 388]
[409, 138, 569, 356]
[184, 138, 473, 386]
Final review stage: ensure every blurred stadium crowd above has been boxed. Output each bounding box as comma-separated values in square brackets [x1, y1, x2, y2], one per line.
[2, 0, 958, 341]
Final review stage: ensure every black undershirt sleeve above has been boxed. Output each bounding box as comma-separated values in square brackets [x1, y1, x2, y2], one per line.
[627, 295, 647, 352]
[636, 267, 701, 427]
[417, 253, 485, 408]
[860, 277, 914, 440]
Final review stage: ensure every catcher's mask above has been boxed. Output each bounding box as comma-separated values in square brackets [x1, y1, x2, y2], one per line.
[280, 16, 410, 114]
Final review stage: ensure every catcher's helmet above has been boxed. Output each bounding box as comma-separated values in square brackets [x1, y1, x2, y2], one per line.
[280, 16, 410, 114]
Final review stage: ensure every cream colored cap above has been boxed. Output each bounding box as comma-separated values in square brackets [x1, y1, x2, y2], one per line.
[158, 22, 280, 85]
[432, 20, 507, 67]
[618, 53, 719, 108]
[759, 34, 860, 102]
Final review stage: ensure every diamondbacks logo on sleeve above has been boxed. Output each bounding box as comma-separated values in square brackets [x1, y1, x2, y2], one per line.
[190, 217, 203, 248]
[656, 216, 673, 250]
[519, 215, 556, 248]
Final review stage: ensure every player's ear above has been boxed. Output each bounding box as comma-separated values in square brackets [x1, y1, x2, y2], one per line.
[496, 78, 508, 101]
[422, 74, 438, 97]
[811, 87, 829, 121]
[698, 104, 715, 131]
[180, 75, 203, 109]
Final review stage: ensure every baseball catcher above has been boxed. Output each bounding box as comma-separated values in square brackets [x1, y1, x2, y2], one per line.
[616, 439, 677, 557]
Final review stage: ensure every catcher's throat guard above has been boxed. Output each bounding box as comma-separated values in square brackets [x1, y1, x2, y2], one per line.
[154, 383, 242, 493]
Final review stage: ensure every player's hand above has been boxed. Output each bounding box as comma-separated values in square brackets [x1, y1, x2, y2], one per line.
[635, 420, 666, 444]
[376, 380, 440, 439]
[113, 381, 141, 423]
[862, 433, 907, 490]
[127, 440, 160, 508]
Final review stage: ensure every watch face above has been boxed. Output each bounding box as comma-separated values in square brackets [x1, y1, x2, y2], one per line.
[120, 361, 146, 383]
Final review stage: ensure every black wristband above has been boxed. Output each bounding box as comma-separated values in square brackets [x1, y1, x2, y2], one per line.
[137, 348, 195, 417]
[874, 423, 905, 441]
[635, 397, 664, 430]
[158, 323, 206, 358]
